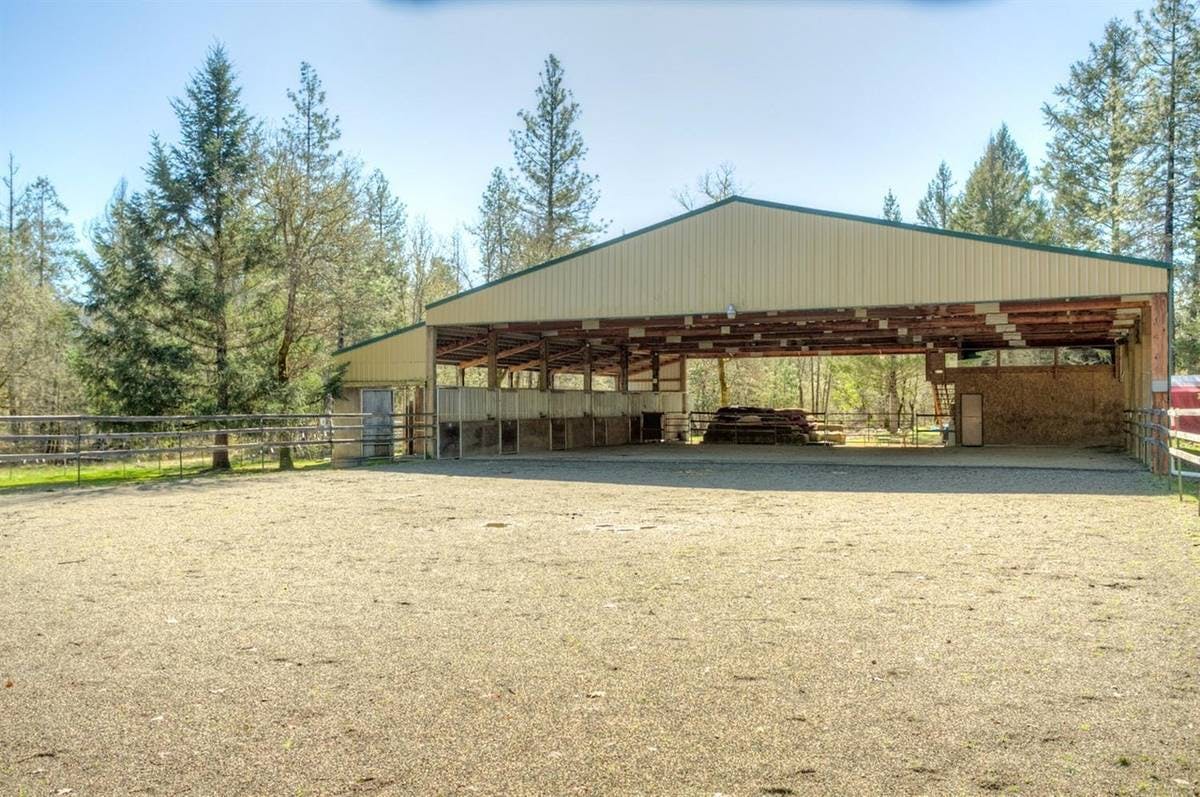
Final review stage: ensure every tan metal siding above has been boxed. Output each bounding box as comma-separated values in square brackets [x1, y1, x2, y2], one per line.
[427, 201, 1168, 326]
[333, 325, 427, 385]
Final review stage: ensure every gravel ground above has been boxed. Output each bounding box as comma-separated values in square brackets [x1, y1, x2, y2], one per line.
[2, 458, 1199, 796]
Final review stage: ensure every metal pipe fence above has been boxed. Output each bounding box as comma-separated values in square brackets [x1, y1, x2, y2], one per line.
[1124, 407, 1200, 512]
[0, 411, 437, 488]
[686, 410, 952, 447]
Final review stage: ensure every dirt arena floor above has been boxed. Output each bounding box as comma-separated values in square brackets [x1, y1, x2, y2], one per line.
[2, 456, 1199, 796]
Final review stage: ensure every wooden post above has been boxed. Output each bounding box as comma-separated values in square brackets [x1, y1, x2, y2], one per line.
[619, 347, 630, 393]
[583, 342, 593, 393]
[538, 338, 549, 392]
[486, 330, 499, 390]
[1150, 294, 1169, 474]
[651, 352, 661, 391]
[75, 419, 82, 487]
[426, 325, 439, 459]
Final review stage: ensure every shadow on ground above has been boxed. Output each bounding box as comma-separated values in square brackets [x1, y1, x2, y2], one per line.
[0, 445, 1168, 502]
[380, 455, 1166, 497]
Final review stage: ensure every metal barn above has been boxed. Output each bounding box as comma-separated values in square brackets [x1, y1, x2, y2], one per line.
[332, 197, 1170, 467]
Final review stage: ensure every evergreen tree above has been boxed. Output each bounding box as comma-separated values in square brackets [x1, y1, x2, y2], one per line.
[1135, 0, 1199, 266]
[0, 162, 82, 416]
[881, 189, 902, 222]
[1042, 19, 1145, 255]
[916, 162, 956, 228]
[18, 176, 77, 289]
[146, 44, 263, 468]
[511, 54, 605, 264]
[469, 167, 524, 282]
[77, 186, 193, 415]
[357, 169, 409, 336]
[952, 124, 1051, 241]
[4, 154, 18, 249]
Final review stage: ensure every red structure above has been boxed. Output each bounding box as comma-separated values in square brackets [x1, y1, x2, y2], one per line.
[1171, 376, 1200, 435]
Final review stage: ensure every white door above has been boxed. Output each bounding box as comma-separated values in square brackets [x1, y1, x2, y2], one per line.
[960, 393, 983, 447]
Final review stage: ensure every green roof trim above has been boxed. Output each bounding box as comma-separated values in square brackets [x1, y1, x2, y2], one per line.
[332, 321, 425, 356]
[424, 195, 1170, 314]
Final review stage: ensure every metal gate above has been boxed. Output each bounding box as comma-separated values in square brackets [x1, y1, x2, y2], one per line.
[361, 389, 394, 458]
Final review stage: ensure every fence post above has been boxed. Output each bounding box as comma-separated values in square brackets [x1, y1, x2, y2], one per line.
[75, 419, 82, 487]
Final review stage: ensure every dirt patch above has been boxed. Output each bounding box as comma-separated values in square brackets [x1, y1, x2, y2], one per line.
[1, 459, 1198, 795]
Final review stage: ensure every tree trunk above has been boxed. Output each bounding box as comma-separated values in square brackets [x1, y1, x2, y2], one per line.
[718, 359, 729, 406]
[212, 244, 231, 471]
[276, 273, 299, 470]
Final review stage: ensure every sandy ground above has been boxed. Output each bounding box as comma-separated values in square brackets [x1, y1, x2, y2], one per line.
[2, 456, 1199, 796]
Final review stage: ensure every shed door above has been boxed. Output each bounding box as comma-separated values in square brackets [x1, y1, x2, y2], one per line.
[960, 393, 983, 447]
[362, 389, 394, 458]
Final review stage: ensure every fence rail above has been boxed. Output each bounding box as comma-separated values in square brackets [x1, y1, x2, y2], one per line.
[0, 412, 437, 487]
[687, 410, 952, 447]
[1124, 407, 1200, 513]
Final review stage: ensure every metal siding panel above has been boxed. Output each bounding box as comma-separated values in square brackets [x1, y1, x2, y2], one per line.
[424, 201, 1169, 326]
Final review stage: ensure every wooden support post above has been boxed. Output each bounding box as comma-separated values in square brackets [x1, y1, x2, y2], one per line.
[456, 366, 465, 387]
[651, 351, 661, 391]
[486, 330, 499, 390]
[583, 342, 593, 393]
[426, 325, 439, 459]
[619, 347, 630, 393]
[538, 338, 549, 392]
[1150, 293, 1169, 474]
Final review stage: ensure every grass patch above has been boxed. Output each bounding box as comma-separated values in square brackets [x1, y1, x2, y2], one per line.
[0, 454, 331, 491]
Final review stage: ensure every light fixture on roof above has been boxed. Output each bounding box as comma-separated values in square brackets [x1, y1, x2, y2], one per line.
[726, 303, 736, 319]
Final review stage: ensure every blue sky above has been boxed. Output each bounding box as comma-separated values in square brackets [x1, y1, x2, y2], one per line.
[1, 0, 1143, 265]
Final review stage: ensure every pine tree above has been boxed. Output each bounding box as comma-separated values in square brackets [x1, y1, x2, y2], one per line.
[77, 186, 193, 415]
[1042, 19, 1145, 255]
[18, 176, 77, 289]
[357, 169, 408, 336]
[3, 154, 18, 250]
[952, 124, 1051, 241]
[146, 44, 263, 468]
[916, 162, 956, 228]
[0, 163, 82, 416]
[882, 189, 902, 222]
[511, 54, 605, 264]
[1135, 0, 1199, 266]
[470, 167, 524, 282]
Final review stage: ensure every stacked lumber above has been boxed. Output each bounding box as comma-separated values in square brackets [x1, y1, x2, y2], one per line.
[702, 406, 812, 445]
